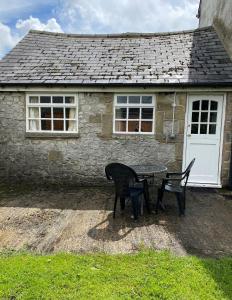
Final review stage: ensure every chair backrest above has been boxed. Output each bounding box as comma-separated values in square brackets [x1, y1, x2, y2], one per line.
[182, 158, 195, 187]
[105, 163, 139, 197]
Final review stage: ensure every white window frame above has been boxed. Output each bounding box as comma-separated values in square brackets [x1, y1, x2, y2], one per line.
[26, 93, 78, 133]
[113, 94, 155, 135]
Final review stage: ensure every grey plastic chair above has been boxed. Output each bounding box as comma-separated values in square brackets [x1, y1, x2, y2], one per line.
[105, 163, 150, 220]
[155, 158, 195, 216]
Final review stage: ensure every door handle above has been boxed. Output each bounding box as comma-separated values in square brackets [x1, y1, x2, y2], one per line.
[187, 134, 191, 137]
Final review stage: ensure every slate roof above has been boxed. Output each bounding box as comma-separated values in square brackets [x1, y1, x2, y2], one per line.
[0, 26, 232, 86]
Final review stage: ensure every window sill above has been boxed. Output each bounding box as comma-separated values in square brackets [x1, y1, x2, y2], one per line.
[25, 132, 80, 139]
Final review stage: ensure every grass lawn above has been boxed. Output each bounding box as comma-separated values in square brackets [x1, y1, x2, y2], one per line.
[0, 251, 231, 300]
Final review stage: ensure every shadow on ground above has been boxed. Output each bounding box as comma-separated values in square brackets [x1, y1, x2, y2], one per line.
[0, 183, 231, 258]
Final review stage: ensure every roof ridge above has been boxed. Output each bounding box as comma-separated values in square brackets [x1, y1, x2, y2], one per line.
[28, 26, 214, 39]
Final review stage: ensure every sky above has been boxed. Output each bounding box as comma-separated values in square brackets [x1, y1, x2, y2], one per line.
[0, 0, 199, 59]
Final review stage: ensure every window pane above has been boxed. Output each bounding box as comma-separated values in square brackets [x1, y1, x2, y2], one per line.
[66, 120, 77, 131]
[200, 112, 208, 122]
[29, 107, 39, 118]
[53, 96, 63, 103]
[115, 121, 126, 132]
[210, 112, 217, 122]
[29, 120, 39, 131]
[209, 124, 216, 134]
[142, 108, 153, 119]
[141, 121, 152, 132]
[192, 112, 199, 122]
[201, 100, 209, 110]
[200, 124, 207, 134]
[53, 120, 64, 131]
[128, 108, 140, 119]
[142, 96, 152, 104]
[41, 119, 51, 130]
[192, 101, 200, 110]
[128, 96, 140, 104]
[210, 101, 218, 111]
[191, 124, 198, 134]
[41, 107, 51, 118]
[115, 108, 127, 119]
[53, 107, 64, 119]
[117, 96, 127, 104]
[128, 121, 139, 132]
[65, 108, 76, 119]
[65, 96, 75, 104]
[29, 96, 39, 103]
[40, 96, 51, 103]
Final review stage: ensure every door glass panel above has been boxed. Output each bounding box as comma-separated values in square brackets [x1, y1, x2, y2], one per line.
[191, 124, 198, 134]
[210, 112, 217, 122]
[210, 101, 218, 111]
[201, 100, 209, 110]
[192, 101, 200, 110]
[192, 112, 199, 122]
[200, 112, 208, 122]
[209, 124, 216, 134]
[200, 124, 207, 134]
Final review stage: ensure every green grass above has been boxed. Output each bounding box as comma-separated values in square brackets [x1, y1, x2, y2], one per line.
[0, 251, 231, 300]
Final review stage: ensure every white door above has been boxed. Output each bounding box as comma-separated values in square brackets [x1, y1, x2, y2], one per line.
[184, 95, 225, 186]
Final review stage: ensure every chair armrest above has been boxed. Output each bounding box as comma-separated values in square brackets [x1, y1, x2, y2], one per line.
[163, 177, 182, 183]
[166, 172, 184, 178]
[137, 178, 148, 185]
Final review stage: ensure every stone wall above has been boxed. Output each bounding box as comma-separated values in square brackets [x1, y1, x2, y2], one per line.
[221, 92, 232, 186]
[198, 0, 232, 59]
[0, 92, 187, 185]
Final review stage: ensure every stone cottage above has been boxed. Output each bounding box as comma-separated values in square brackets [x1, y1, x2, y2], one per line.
[0, 26, 231, 187]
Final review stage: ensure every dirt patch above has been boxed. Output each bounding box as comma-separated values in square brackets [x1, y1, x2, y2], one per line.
[0, 184, 231, 257]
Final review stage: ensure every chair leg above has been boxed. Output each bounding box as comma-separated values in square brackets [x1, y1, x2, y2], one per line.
[183, 192, 186, 211]
[176, 193, 184, 216]
[120, 197, 125, 210]
[131, 195, 139, 220]
[156, 188, 164, 213]
[143, 180, 150, 213]
[113, 195, 118, 218]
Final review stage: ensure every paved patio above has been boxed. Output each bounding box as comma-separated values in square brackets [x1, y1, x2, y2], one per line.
[0, 184, 231, 257]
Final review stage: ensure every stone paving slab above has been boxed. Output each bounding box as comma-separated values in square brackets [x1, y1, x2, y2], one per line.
[0, 185, 231, 257]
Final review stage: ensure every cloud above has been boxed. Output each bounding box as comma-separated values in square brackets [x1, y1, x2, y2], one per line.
[58, 0, 199, 33]
[0, 16, 63, 59]
[0, 0, 59, 23]
[16, 16, 63, 34]
[0, 22, 19, 58]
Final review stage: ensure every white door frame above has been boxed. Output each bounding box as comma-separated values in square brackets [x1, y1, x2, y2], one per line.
[183, 93, 227, 188]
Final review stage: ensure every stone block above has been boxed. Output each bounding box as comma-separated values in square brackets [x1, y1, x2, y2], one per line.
[89, 114, 102, 123]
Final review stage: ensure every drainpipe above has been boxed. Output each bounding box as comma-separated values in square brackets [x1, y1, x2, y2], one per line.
[229, 144, 232, 189]
[170, 92, 176, 139]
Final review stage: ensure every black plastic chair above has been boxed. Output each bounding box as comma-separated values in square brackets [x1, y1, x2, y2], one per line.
[155, 158, 195, 216]
[105, 163, 150, 220]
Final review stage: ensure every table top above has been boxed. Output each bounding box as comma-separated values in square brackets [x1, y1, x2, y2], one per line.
[129, 164, 167, 175]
